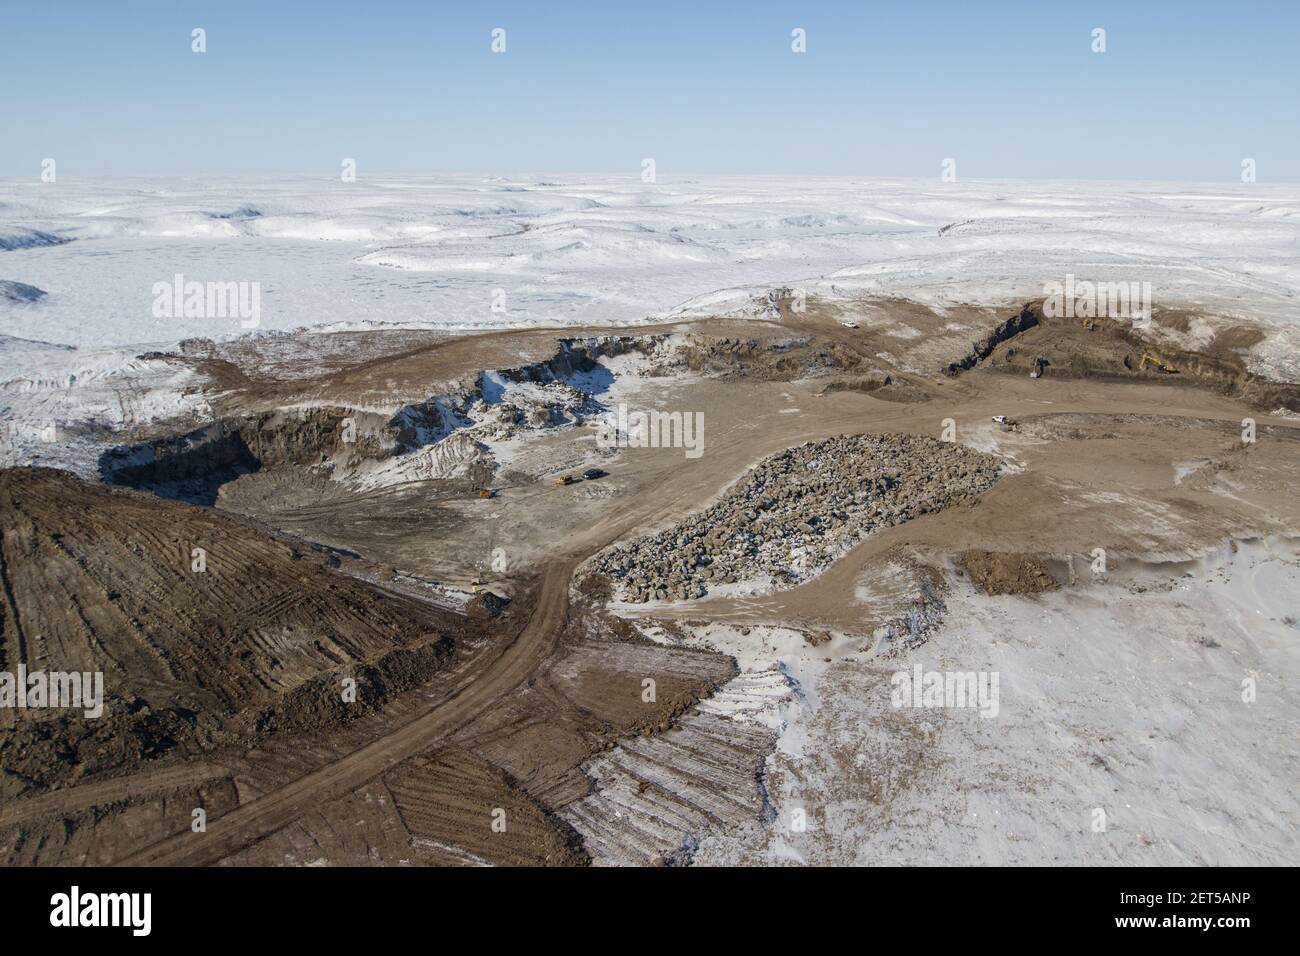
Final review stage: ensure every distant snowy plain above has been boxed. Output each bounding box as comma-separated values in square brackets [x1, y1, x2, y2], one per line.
[3, 174, 1298, 351]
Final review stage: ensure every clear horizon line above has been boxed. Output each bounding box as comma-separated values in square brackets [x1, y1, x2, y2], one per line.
[2, 171, 1297, 187]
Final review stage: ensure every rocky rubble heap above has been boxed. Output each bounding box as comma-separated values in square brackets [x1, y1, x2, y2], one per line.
[596, 434, 1002, 602]
[468, 381, 594, 441]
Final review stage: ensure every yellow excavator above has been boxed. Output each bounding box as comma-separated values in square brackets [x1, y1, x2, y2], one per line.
[1138, 352, 1179, 374]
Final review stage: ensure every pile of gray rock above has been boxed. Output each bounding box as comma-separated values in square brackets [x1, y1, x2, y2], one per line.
[596, 433, 1002, 602]
[467, 381, 593, 441]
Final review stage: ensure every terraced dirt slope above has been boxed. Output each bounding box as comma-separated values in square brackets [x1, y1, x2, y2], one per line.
[0, 467, 467, 798]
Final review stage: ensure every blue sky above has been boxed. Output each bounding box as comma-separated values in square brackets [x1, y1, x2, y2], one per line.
[3, 0, 1297, 180]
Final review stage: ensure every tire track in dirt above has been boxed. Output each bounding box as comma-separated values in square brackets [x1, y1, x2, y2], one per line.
[0, 528, 30, 670]
[116, 560, 576, 867]
[0, 764, 231, 828]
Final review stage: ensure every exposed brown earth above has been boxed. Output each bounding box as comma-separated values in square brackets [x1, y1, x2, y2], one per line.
[0, 468, 469, 799]
[383, 748, 587, 867]
[964, 304, 1300, 413]
[958, 550, 1059, 595]
[2, 517, 742, 865]
[4, 295, 1299, 867]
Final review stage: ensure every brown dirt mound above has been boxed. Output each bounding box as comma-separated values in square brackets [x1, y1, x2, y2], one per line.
[0, 467, 470, 797]
[959, 550, 1059, 595]
[817, 374, 929, 403]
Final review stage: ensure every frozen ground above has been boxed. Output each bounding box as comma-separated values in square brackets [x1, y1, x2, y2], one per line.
[691, 538, 1300, 866]
[3, 175, 1299, 351]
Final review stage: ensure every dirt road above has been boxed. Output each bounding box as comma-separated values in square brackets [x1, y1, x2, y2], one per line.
[117, 560, 576, 867]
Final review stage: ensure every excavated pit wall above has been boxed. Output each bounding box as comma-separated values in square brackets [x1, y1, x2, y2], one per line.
[99, 334, 672, 499]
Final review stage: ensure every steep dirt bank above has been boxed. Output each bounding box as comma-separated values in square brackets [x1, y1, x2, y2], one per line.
[945, 303, 1041, 374]
[949, 302, 1300, 412]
